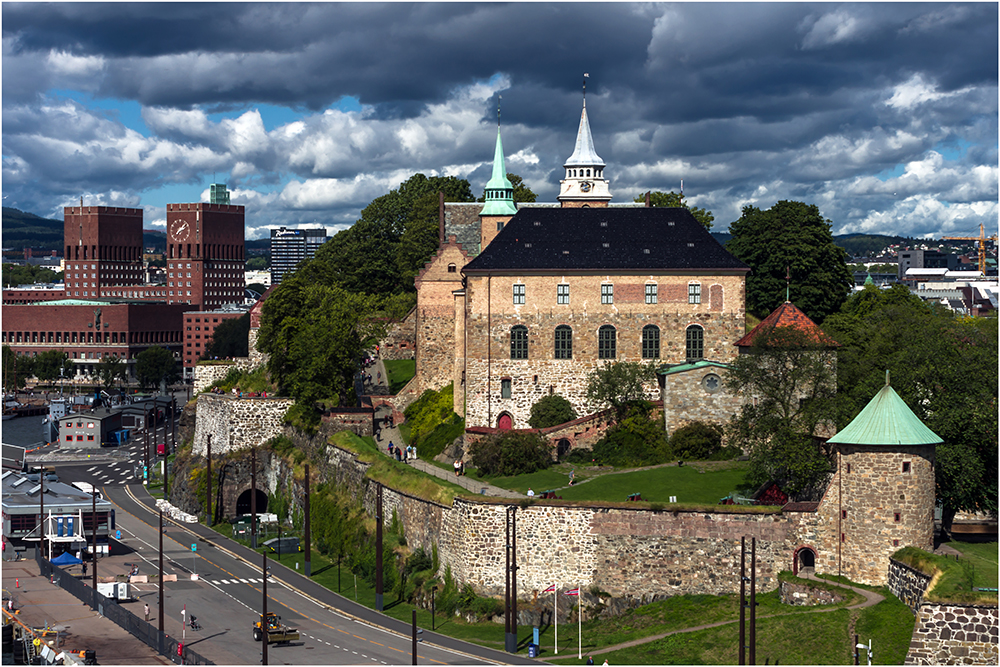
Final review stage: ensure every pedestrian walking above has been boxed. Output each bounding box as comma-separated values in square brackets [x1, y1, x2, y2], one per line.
[144, 603, 150, 622]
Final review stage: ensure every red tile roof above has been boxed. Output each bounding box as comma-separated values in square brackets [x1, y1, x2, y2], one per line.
[735, 301, 840, 348]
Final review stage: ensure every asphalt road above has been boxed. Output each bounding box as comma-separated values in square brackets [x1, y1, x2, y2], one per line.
[103, 483, 489, 665]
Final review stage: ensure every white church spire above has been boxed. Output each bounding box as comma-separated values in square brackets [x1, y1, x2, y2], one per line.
[558, 74, 611, 207]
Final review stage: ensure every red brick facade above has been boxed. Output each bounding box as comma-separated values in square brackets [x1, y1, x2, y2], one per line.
[63, 206, 145, 299]
[166, 203, 246, 310]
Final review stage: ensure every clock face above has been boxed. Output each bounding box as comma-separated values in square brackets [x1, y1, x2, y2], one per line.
[580, 181, 593, 193]
[171, 219, 191, 242]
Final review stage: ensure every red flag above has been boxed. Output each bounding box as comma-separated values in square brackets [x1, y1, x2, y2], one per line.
[543, 584, 556, 593]
[563, 588, 579, 596]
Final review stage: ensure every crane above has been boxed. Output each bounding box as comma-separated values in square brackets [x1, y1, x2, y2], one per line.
[942, 223, 997, 275]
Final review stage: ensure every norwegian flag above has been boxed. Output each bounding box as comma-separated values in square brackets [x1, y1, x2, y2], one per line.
[543, 584, 556, 593]
[563, 588, 580, 596]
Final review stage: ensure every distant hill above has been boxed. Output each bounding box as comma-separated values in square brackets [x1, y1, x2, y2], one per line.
[834, 233, 914, 258]
[2, 207, 63, 251]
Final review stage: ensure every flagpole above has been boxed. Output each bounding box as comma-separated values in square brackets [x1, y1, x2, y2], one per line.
[554, 582, 558, 654]
[578, 582, 582, 660]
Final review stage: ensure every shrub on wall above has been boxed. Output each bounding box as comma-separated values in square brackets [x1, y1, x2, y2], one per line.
[470, 431, 553, 477]
[528, 394, 578, 428]
[404, 383, 455, 441]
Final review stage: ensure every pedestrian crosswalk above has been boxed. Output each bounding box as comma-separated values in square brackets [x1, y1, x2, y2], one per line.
[206, 577, 277, 586]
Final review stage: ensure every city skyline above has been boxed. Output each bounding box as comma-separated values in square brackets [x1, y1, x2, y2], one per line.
[2, 2, 996, 241]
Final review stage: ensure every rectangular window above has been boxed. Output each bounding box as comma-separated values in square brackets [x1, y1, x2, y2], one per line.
[513, 284, 525, 305]
[842, 510, 847, 519]
[645, 284, 658, 304]
[501, 378, 512, 399]
[557, 284, 569, 305]
[554, 326, 572, 360]
[688, 283, 701, 304]
[894, 512, 901, 523]
[902, 461, 911, 473]
[601, 284, 613, 304]
[88, 435, 94, 441]
[846, 463, 852, 474]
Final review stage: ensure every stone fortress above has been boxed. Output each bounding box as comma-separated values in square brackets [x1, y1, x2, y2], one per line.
[186, 90, 991, 663]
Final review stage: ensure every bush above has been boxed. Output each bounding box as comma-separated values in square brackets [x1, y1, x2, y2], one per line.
[528, 394, 578, 428]
[669, 421, 723, 460]
[470, 431, 553, 477]
[403, 384, 463, 458]
[591, 402, 669, 467]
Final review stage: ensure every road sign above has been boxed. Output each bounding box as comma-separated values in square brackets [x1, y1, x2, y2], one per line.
[191, 543, 197, 552]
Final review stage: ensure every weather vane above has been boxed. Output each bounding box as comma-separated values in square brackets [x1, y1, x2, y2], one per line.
[498, 94, 501, 127]
[583, 72, 589, 105]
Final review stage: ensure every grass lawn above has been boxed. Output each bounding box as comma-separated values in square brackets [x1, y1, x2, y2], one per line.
[479, 461, 749, 506]
[949, 541, 998, 590]
[384, 359, 416, 394]
[854, 593, 917, 664]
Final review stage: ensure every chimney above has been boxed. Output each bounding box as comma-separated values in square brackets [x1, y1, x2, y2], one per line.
[645, 191, 651, 207]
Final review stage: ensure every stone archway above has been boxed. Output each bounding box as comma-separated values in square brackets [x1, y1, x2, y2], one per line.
[793, 545, 817, 575]
[235, 488, 268, 516]
[556, 438, 572, 459]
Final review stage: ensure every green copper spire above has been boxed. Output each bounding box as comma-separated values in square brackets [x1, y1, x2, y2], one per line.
[481, 126, 517, 216]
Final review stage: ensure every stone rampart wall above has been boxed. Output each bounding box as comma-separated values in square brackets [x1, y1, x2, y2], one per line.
[380, 308, 416, 361]
[322, 408, 375, 438]
[193, 393, 294, 457]
[888, 558, 934, 612]
[905, 604, 999, 665]
[778, 580, 844, 606]
[193, 358, 255, 393]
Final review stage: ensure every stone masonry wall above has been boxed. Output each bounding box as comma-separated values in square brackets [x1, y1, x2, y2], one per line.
[905, 604, 999, 665]
[437, 498, 794, 601]
[462, 272, 745, 429]
[837, 445, 936, 586]
[662, 365, 742, 435]
[412, 241, 468, 398]
[888, 557, 934, 612]
[193, 393, 294, 457]
[193, 359, 255, 393]
[779, 580, 844, 606]
[379, 308, 416, 361]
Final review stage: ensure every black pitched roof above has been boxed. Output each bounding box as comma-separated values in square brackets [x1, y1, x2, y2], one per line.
[463, 207, 750, 273]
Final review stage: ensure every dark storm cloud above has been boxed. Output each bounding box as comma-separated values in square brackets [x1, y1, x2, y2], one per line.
[1, 3, 996, 238]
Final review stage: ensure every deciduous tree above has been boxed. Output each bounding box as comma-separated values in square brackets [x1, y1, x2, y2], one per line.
[726, 201, 852, 323]
[823, 284, 998, 528]
[585, 361, 657, 419]
[135, 346, 178, 390]
[527, 394, 578, 429]
[205, 313, 250, 359]
[32, 349, 72, 383]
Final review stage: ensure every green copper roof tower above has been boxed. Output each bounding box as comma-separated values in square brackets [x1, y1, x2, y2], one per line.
[827, 370, 943, 446]
[480, 125, 517, 216]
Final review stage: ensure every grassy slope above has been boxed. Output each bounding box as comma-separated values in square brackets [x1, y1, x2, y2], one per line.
[384, 359, 416, 394]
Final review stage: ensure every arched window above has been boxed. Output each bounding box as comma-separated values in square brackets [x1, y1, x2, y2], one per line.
[554, 325, 572, 359]
[642, 325, 660, 359]
[447, 263, 456, 273]
[510, 325, 528, 360]
[686, 325, 704, 361]
[598, 325, 616, 359]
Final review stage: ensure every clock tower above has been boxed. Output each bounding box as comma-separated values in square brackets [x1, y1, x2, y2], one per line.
[166, 184, 245, 310]
[558, 90, 611, 208]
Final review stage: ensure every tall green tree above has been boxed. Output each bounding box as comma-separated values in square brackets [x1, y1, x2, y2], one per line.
[2, 345, 33, 391]
[585, 361, 657, 419]
[135, 346, 178, 390]
[205, 313, 250, 359]
[256, 275, 388, 410]
[724, 326, 839, 496]
[726, 201, 852, 323]
[32, 349, 73, 383]
[312, 173, 474, 295]
[97, 356, 126, 391]
[632, 191, 714, 230]
[823, 285, 998, 528]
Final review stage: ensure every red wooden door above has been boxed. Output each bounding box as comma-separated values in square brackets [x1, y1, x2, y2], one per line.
[497, 414, 513, 430]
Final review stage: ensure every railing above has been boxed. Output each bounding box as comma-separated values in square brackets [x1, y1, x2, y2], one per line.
[36, 550, 212, 665]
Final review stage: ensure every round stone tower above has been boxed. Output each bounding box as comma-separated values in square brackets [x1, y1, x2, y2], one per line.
[825, 371, 941, 586]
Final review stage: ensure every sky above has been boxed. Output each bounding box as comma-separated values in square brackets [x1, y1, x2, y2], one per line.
[2, 2, 997, 242]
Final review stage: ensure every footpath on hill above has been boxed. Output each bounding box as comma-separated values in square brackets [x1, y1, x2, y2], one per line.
[367, 356, 522, 499]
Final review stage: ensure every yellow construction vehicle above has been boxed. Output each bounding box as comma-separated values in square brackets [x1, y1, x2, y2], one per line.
[252, 611, 300, 644]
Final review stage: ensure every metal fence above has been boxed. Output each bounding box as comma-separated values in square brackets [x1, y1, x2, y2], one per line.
[36, 550, 211, 665]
